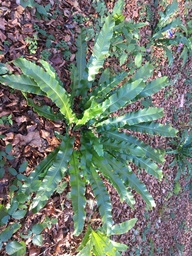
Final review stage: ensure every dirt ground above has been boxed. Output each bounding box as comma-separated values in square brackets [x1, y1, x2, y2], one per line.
[0, 0, 191, 255]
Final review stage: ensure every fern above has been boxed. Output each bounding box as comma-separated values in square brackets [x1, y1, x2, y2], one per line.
[0, 74, 46, 96]
[128, 122, 177, 136]
[69, 151, 86, 235]
[101, 78, 146, 115]
[17, 58, 75, 124]
[89, 167, 113, 234]
[77, 218, 137, 256]
[88, 15, 115, 81]
[106, 131, 165, 164]
[97, 107, 164, 129]
[29, 135, 74, 212]
[0, 2, 178, 252]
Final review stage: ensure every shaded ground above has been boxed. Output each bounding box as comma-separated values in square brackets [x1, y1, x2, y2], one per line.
[0, 0, 191, 255]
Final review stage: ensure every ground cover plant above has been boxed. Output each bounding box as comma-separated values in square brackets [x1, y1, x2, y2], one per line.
[0, 0, 191, 255]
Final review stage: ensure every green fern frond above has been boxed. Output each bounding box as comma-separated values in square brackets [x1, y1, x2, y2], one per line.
[77, 224, 130, 256]
[86, 131, 104, 157]
[111, 162, 155, 209]
[137, 76, 170, 98]
[76, 99, 103, 126]
[0, 74, 46, 96]
[97, 107, 164, 129]
[76, 29, 87, 81]
[89, 167, 113, 234]
[127, 171, 156, 209]
[101, 78, 146, 115]
[88, 16, 115, 81]
[110, 218, 137, 236]
[85, 71, 127, 107]
[106, 131, 165, 163]
[30, 136, 74, 212]
[104, 137, 163, 180]
[106, 155, 135, 207]
[128, 122, 178, 136]
[69, 151, 86, 236]
[127, 172, 156, 209]
[112, 0, 125, 15]
[97, 71, 127, 99]
[91, 230, 117, 255]
[132, 62, 154, 81]
[24, 97, 64, 121]
[25, 147, 59, 193]
[127, 155, 163, 180]
[14, 58, 76, 124]
[75, 29, 89, 96]
[93, 154, 134, 207]
[39, 60, 62, 82]
[77, 240, 93, 256]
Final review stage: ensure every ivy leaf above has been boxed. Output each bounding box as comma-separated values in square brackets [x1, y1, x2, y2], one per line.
[12, 210, 27, 220]
[6, 241, 26, 256]
[135, 52, 142, 67]
[32, 223, 45, 235]
[32, 234, 43, 246]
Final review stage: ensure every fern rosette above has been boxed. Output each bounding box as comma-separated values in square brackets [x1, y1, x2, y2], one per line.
[0, 7, 178, 240]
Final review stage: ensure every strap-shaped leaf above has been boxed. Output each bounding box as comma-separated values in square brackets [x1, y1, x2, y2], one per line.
[128, 122, 178, 136]
[136, 76, 169, 99]
[77, 225, 92, 253]
[9, 147, 60, 214]
[93, 154, 134, 206]
[0, 74, 46, 96]
[69, 151, 86, 236]
[91, 230, 117, 255]
[89, 167, 113, 234]
[96, 107, 164, 129]
[39, 60, 62, 82]
[102, 136, 145, 160]
[98, 71, 127, 98]
[76, 29, 87, 81]
[77, 240, 93, 256]
[112, 0, 125, 15]
[85, 71, 127, 108]
[106, 155, 135, 207]
[88, 16, 115, 81]
[14, 58, 76, 124]
[101, 78, 146, 115]
[126, 171, 156, 209]
[112, 162, 155, 209]
[30, 136, 74, 212]
[110, 218, 137, 236]
[24, 147, 59, 194]
[126, 155, 163, 180]
[110, 241, 127, 253]
[132, 62, 154, 82]
[76, 99, 103, 126]
[25, 97, 64, 121]
[85, 131, 104, 157]
[105, 131, 165, 164]
[75, 29, 89, 96]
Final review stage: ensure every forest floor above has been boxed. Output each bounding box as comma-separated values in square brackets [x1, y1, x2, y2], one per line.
[0, 0, 191, 255]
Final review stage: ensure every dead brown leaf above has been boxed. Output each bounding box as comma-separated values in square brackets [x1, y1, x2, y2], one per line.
[13, 131, 41, 147]
[0, 30, 6, 41]
[0, 18, 7, 30]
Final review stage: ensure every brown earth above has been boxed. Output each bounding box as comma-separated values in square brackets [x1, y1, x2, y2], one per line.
[0, 0, 191, 255]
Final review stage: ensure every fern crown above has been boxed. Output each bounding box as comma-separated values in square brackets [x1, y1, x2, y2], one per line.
[0, 10, 178, 236]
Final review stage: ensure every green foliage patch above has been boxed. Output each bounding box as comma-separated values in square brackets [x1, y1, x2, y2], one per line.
[1, 0, 191, 254]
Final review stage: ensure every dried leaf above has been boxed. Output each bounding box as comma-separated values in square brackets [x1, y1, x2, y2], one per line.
[13, 131, 41, 147]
